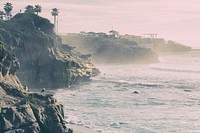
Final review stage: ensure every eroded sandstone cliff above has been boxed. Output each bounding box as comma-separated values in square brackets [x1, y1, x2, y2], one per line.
[0, 13, 99, 88]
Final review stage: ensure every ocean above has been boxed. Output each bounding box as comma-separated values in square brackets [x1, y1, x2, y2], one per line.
[54, 52, 200, 133]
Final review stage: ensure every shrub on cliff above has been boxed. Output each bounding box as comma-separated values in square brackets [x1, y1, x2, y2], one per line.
[0, 13, 55, 50]
[12, 13, 54, 34]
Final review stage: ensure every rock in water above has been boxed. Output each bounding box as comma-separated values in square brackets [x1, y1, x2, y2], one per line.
[41, 88, 46, 93]
[133, 91, 140, 94]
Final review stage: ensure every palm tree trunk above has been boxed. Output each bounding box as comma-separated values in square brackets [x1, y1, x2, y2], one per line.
[57, 16, 58, 34]
[54, 16, 56, 33]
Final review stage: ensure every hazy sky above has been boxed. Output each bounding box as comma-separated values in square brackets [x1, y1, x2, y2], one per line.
[1, 0, 200, 48]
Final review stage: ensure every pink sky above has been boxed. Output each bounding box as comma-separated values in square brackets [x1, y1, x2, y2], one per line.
[1, 0, 200, 48]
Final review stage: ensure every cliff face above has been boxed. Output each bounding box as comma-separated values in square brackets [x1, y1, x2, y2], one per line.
[0, 43, 22, 89]
[0, 13, 99, 88]
[122, 35, 191, 54]
[0, 44, 71, 133]
[153, 40, 191, 54]
[61, 33, 158, 64]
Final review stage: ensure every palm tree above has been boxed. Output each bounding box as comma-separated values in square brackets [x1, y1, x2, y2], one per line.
[0, 11, 5, 20]
[25, 5, 35, 14]
[4, 2, 13, 20]
[34, 5, 42, 15]
[51, 8, 59, 33]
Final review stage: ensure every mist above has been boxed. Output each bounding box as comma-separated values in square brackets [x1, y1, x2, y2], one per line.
[62, 32, 194, 65]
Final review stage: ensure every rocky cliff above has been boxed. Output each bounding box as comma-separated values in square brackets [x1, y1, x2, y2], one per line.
[153, 40, 191, 54]
[122, 35, 191, 54]
[0, 13, 99, 88]
[0, 43, 72, 133]
[61, 33, 158, 64]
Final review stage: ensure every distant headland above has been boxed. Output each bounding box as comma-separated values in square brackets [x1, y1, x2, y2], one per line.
[61, 31, 191, 64]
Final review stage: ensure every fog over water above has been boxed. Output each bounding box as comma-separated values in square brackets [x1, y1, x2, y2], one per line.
[1, 0, 200, 48]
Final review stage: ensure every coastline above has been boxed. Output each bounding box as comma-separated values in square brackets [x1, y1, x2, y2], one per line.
[28, 89, 101, 133]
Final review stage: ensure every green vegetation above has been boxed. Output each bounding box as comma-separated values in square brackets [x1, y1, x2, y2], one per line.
[0, 3, 58, 34]
[25, 5, 42, 14]
[0, 11, 5, 20]
[34, 5, 42, 15]
[25, 5, 35, 14]
[4, 2, 13, 20]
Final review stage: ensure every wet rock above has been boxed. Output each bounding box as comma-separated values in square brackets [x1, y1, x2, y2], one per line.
[0, 103, 40, 133]
[133, 91, 140, 94]
[0, 44, 72, 133]
[0, 85, 71, 133]
[184, 89, 192, 92]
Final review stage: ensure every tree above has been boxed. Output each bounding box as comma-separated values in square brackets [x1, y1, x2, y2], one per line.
[25, 5, 35, 14]
[51, 8, 59, 33]
[0, 11, 5, 20]
[4, 2, 13, 20]
[34, 5, 42, 15]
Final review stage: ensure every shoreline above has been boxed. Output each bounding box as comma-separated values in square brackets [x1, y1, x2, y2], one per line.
[26, 89, 100, 133]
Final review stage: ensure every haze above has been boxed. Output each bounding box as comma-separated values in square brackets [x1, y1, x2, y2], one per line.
[1, 0, 200, 48]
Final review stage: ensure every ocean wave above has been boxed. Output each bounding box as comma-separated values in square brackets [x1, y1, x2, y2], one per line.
[151, 67, 200, 74]
[94, 78, 163, 89]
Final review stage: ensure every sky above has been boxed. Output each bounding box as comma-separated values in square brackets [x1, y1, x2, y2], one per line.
[1, 0, 200, 48]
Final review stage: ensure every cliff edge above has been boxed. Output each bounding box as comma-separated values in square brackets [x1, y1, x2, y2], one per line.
[0, 13, 99, 88]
